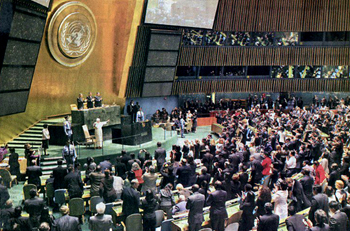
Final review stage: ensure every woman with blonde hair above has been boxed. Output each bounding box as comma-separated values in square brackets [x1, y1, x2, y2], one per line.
[132, 162, 144, 189]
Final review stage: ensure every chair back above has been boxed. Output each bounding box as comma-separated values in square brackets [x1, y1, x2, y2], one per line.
[125, 213, 143, 231]
[69, 198, 85, 217]
[198, 228, 212, 231]
[155, 210, 164, 227]
[160, 218, 173, 231]
[54, 189, 67, 205]
[23, 184, 37, 200]
[105, 202, 114, 215]
[0, 169, 12, 186]
[226, 210, 242, 224]
[46, 182, 55, 199]
[82, 125, 92, 139]
[90, 196, 104, 214]
[70, 104, 78, 110]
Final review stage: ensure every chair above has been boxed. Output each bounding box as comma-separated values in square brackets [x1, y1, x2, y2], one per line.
[82, 125, 96, 148]
[105, 202, 114, 215]
[54, 189, 67, 207]
[70, 104, 78, 110]
[0, 168, 17, 188]
[160, 219, 173, 231]
[46, 182, 55, 206]
[124, 213, 143, 231]
[226, 210, 242, 224]
[23, 184, 37, 200]
[155, 210, 164, 228]
[69, 198, 85, 219]
[199, 228, 212, 231]
[186, 121, 193, 133]
[89, 196, 104, 214]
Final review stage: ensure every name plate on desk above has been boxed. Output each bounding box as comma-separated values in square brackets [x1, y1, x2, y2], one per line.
[71, 105, 121, 129]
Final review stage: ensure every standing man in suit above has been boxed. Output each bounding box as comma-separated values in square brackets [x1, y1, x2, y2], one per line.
[62, 141, 77, 168]
[309, 185, 329, 225]
[86, 92, 94, 109]
[23, 188, 45, 223]
[206, 181, 227, 231]
[26, 160, 42, 188]
[64, 165, 84, 199]
[329, 201, 349, 231]
[176, 159, 192, 187]
[53, 160, 68, 190]
[63, 116, 73, 142]
[89, 165, 104, 197]
[154, 142, 166, 171]
[94, 92, 103, 107]
[99, 158, 112, 173]
[0, 177, 10, 209]
[285, 206, 307, 231]
[300, 169, 314, 202]
[53, 205, 81, 231]
[121, 179, 140, 219]
[186, 184, 205, 231]
[257, 203, 279, 231]
[89, 202, 113, 231]
[127, 100, 136, 123]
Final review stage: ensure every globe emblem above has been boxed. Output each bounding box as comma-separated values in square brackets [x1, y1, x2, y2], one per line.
[58, 13, 92, 58]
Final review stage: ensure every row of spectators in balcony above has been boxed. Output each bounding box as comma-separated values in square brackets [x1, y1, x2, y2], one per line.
[272, 66, 349, 79]
[182, 30, 299, 46]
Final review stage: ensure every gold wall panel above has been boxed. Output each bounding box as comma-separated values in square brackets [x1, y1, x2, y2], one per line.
[0, 0, 144, 144]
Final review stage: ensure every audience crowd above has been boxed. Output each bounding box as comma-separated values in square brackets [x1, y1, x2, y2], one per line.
[3, 97, 350, 231]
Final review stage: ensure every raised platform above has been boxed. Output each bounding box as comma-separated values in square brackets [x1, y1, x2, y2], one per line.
[44, 126, 178, 165]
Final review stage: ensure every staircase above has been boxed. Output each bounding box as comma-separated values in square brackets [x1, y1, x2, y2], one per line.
[40, 156, 66, 175]
[7, 118, 62, 152]
[7, 117, 67, 175]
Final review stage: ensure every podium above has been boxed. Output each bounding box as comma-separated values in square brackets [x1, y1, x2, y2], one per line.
[112, 121, 152, 145]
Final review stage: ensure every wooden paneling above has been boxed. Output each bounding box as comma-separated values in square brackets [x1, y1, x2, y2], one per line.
[178, 47, 350, 66]
[172, 79, 350, 94]
[213, 0, 350, 32]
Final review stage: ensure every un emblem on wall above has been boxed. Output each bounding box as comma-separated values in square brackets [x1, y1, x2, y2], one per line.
[47, 2, 97, 67]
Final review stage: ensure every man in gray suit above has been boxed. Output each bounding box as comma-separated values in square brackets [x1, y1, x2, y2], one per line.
[186, 184, 205, 231]
[154, 142, 166, 171]
[52, 205, 81, 231]
[329, 201, 349, 231]
[89, 202, 113, 231]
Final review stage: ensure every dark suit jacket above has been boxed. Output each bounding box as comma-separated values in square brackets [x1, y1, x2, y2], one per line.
[64, 171, 84, 198]
[257, 213, 279, 231]
[26, 166, 42, 188]
[300, 175, 314, 201]
[292, 180, 310, 211]
[176, 164, 192, 187]
[99, 161, 112, 173]
[309, 193, 329, 225]
[329, 211, 349, 231]
[154, 147, 166, 166]
[0, 184, 9, 208]
[206, 189, 228, 218]
[196, 173, 211, 188]
[286, 214, 306, 231]
[53, 166, 67, 190]
[121, 186, 140, 218]
[23, 197, 45, 217]
[310, 224, 330, 231]
[186, 192, 205, 225]
[52, 214, 81, 231]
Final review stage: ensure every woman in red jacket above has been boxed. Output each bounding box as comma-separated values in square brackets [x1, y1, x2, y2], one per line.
[314, 160, 326, 185]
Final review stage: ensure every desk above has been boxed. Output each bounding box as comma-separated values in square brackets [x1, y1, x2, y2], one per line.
[71, 105, 121, 142]
[171, 200, 240, 231]
[72, 105, 121, 130]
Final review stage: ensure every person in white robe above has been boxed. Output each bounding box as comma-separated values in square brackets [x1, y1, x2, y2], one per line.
[94, 118, 109, 148]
